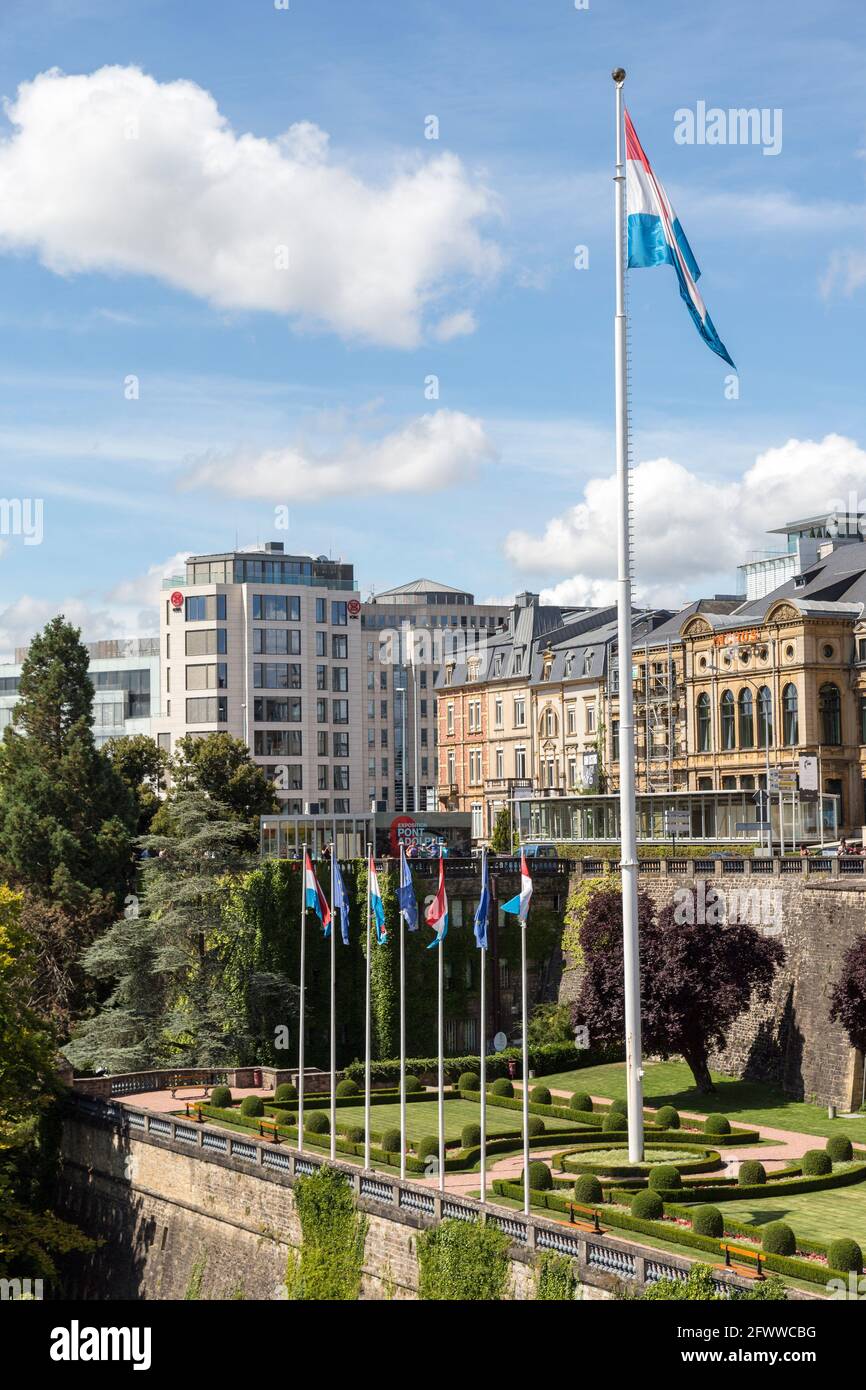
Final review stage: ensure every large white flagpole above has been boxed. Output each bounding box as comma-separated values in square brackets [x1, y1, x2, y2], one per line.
[521, 915, 530, 1215]
[399, 889, 407, 1180]
[479, 850, 488, 1206]
[612, 67, 645, 1163]
[298, 842, 307, 1151]
[364, 844, 372, 1170]
[329, 846, 336, 1162]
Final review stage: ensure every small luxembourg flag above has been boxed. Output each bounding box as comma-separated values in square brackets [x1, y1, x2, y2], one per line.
[501, 849, 533, 926]
[369, 852, 387, 944]
[304, 850, 331, 934]
[625, 109, 735, 369]
[425, 852, 448, 950]
[397, 845, 418, 932]
[473, 848, 491, 950]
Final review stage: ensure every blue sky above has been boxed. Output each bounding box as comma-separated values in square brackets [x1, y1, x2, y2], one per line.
[0, 0, 865, 654]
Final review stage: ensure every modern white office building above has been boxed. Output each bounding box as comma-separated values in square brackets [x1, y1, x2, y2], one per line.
[153, 542, 365, 813]
[0, 637, 161, 745]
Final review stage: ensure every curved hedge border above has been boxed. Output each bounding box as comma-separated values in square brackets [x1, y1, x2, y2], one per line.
[638, 1161, 866, 1205]
[490, 1179, 847, 1288]
[556, 1142, 722, 1178]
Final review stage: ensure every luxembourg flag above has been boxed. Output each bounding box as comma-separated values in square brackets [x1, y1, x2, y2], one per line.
[425, 853, 448, 950]
[625, 109, 735, 369]
[502, 849, 533, 926]
[304, 850, 331, 933]
[369, 852, 387, 944]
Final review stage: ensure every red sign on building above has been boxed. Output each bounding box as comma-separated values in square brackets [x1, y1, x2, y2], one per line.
[170, 591, 184, 611]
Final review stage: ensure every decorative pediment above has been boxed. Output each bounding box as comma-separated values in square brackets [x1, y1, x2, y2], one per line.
[765, 601, 799, 623]
[681, 616, 714, 638]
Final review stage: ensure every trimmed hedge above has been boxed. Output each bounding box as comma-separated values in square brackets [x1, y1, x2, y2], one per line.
[344, 1126, 365, 1143]
[458, 1072, 480, 1093]
[828, 1238, 863, 1274]
[574, 1174, 603, 1205]
[416, 1136, 440, 1162]
[801, 1149, 832, 1177]
[305, 1111, 330, 1134]
[273, 1083, 297, 1103]
[240, 1095, 264, 1117]
[826, 1135, 854, 1163]
[762, 1222, 796, 1256]
[527, 1116, 546, 1138]
[631, 1190, 663, 1220]
[654, 1106, 680, 1131]
[738, 1160, 766, 1186]
[341, 1043, 617, 1087]
[704, 1114, 731, 1136]
[556, 1142, 722, 1178]
[609, 1098, 628, 1116]
[531, 1086, 552, 1106]
[570, 1091, 593, 1112]
[336, 1078, 360, 1097]
[648, 1164, 682, 1192]
[602, 1112, 625, 1134]
[461, 1123, 482, 1149]
[524, 1161, 553, 1192]
[381, 1128, 402, 1153]
[210, 1085, 231, 1108]
[490, 1078, 514, 1099]
[691, 1205, 724, 1238]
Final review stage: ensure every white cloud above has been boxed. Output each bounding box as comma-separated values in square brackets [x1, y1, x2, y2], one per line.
[181, 409, 495, 501]
[432, 310, 477, 342]
[0, 65, 501, 347]
[505, 433, 866, 606]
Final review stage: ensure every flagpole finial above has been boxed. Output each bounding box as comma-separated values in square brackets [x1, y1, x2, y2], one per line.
[612, 68, 626, 84]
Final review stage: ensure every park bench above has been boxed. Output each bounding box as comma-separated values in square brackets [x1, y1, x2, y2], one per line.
[183, 1103, 205, 1122]
[720, 1242, 766, 1280]
[170, 1076, 213, 1100]
[258, 1118, 281, 1143]
[568, 1202, 604, 1234]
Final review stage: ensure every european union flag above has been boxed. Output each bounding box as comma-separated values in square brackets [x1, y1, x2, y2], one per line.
[473, 848, 491, 950]
[332, 857, 352, 945]
[398, 845, 418, 931]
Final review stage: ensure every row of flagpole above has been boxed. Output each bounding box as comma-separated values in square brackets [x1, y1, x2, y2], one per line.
[296, 842, 534, 1213]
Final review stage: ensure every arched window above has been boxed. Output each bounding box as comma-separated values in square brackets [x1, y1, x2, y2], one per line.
[819, 683, 841, 746]
[738, 689, 754, 749]
[756, 686, 773, 748]
[721, 690, 735, 750]
[782, 683, 798, 746]
[696, 692, 711, 752]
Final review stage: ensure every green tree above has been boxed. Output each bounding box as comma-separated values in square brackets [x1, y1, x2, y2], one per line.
[0, 617, 136, 1021]
[66, 791, 259, 1069]
[169, 733, 277, 831]
[527, 1001, 574, 1048]
[103, 734, 168, 835]
[489, 807, 514, 854]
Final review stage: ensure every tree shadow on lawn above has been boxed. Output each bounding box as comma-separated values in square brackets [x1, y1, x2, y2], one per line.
[642, 1073, 803, 1120]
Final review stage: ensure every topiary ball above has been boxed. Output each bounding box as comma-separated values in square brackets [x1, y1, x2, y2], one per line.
[828, 1237, 863, 1274]
[704, 1113, 731, 1136]
[602, 1111, 625, 1133]
[491, 1077, 514, 1098]
[403, 1075, 423, 1093]
[570, 1091, 593, 1112]
[527, 1116, 545, 1137]
[648, 1164, 682, 1192]
[305, 1111, 330, 1135]
[240, 1095, 264, 1117]
[762, 1221, 796, 1256]
[274, 1083, 297, 1103]
[630, 1190, 664, 1220]
[210, 1085, 232, 1109]
[336, 1078, 359, 1097]
[574, 1174, 603, 1205]
[274, 1110, 294, 1129]
[801, 1149, 832, 1176]
[692, 1205, 724, 1239]
[609, 1098, 628, 1115]
[458, 1072, 480, 1092]
[380, 1128, 402, 1153]
[416, 1135, 439, 1162]
[738, 1160, 766, 1186]
[344, 1126, 365, 1144]
[523, 1161, 552, 1191]
[461, 1123, 482, 1149]
[826, 1135, 854, 1163]
[654, 1106, 680, 1130]
[531, 1085, 552, 1106]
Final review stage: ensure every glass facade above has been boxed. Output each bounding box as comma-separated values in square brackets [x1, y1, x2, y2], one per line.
[516, 791, 840, 845]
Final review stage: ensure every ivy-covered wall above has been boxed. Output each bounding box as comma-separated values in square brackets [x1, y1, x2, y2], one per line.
[225, 860, 566, 1068]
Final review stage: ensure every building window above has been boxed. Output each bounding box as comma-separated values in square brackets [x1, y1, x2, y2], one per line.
[317, 698, 328, 723]
[514, 745, 526, 779]
[471, 803, 483, 839]
[253, 730, 302, 756]
[819, 683, 841, 746]
[253, 628, 301, 655]
[447, 702, 454, 735]
[253, 663, 301, 689]
[782, 683, 799, 746]
[720, 690, 735, 750]
[494, 697, 503, 728]
[513, 697, 526, 728]
[566, 704, 576, 735]
[446, 750, 455, 785]
[254, 696, 301, 722]
[186, 662, 227, 691]
[333, 700, 350, 724]
[333, 732, 349, 757]
[757, 686, 773, 747]
[738, 689, 754, 749]
[586, 704, 596, 734]
[331, 601, 348, 626]
[612, 720, 619, 761]
[333, 766, 350, 791]
[332, 667, 349, 692]
[185, 594, 226, 622]
[332, 634, 348, 659]
[495, 747, 504, 779]
[185, 628, 226, 656]
[186, 696, 227, 723]
[252, 594, 300, 621]
[696, 692, 711, 752]
[316, 598, 326, 623]
[861, 694, 866, 744]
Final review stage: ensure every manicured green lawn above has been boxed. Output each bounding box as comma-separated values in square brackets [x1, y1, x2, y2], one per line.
[683, 1183, 866, 1250]
[317, 1098, 588, 1144]
[541, 1060, 866, 1146]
